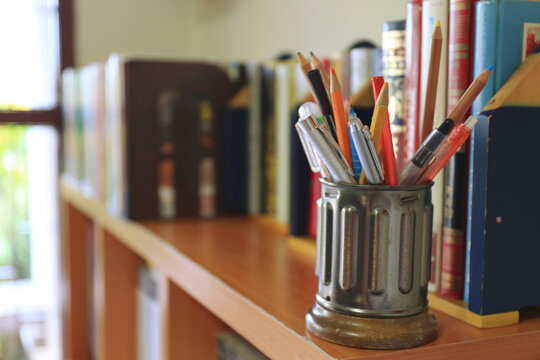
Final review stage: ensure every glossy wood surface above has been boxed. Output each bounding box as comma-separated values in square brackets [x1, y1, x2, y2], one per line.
[143, 217, 540, 359]
[168, 281, 231, 360]
[61, 184, 540, 359]
[61, 201, 91, 360]
[100, 231, 141, 360]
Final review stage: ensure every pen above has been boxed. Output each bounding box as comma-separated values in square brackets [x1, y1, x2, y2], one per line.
[297, 115, 355, 184]
[348, 109, 363, 181]
[416, 115, 479, 184]
[349, 117, 385, 185]
[399, 118, 455, 185]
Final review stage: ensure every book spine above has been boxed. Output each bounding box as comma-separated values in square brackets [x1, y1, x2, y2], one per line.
[470, 0, 496, 116]
[289, 105, 311, 236]
[382, 20, 408, 170]
[422, 0, 449, 293]
[465, 0, 495, 303]
[440, 0, 476, 300]
[275, 61, 294, 225]
[405, 0, 423, 169]
[248, 63, 263, 215]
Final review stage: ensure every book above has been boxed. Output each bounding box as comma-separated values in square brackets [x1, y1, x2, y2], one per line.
[405, 0, 423, 167]
[137, 264, 161, 360]
[466, 50, 540, 314]
[105, 57, 233, 220]
[466, 0, 540, 303]
[382, 20, 408, 170]
[223, 86, 249, 214]
[349, 41, 378, 97]
[440, 0, 477, 300]
[216, 332, 268, 360]
[247, 62, 264, 215]
[471, 0, 540, 117]
[61, 68, 80, 188]
[262, 63, 276, 216]
[421, 0, 449, 292]
[274, 59, 295, 225]
[104, 54, 127, 218]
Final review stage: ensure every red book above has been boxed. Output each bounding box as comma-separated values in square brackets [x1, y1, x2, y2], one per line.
[440, 0, 476, 299]
[404, 0, 422, 169]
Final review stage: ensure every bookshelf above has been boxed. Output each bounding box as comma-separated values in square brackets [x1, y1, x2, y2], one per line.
[60, 181, 540, 360]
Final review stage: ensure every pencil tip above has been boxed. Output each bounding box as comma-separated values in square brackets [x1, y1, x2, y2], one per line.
[330, 68, 336, 76]
[297, 51, 302, 56]
[436, 20, 441, 27]
[310, 51, 315, 56]
[486, 65, 494, 71]
[377, 83, 389, 105]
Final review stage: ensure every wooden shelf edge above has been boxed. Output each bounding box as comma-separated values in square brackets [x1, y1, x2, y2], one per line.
[428, 293, 519, 329]
[60, 182, 333, 360]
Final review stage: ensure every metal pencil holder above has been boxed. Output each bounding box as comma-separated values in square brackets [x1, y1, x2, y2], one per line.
[306, 179, 438, 350]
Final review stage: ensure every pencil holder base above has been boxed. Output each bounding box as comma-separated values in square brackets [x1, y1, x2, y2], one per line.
[306, 303, 438, 350]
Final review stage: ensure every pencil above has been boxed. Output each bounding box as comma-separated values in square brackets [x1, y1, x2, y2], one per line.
[360, 83, 388, 184]
[310, 51, 331, 94]
[330, 68, 352, 167]
[421, 21, 443, 142]
[372, 76, 398, 185]
[370, 82, 389, 155]
[447, 66, 493, 124]
[307, 69, 337, 140]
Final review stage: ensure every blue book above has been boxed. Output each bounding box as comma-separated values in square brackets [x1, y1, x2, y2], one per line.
[466, 0, 540, 304]
[466, 50, 540, 314]
[471, 0, 540, 116]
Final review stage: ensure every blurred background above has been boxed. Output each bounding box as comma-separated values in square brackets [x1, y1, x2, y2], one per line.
[0, 0, 404, 358]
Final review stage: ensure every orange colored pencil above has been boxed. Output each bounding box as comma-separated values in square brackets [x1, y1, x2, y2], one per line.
[447, 67, 493, 123]
[330, 68, 352, 167]
[421, 21, 443, 141]
[372, 76, 398, 185]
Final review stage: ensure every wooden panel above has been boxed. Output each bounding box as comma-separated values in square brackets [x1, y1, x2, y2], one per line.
[168, 282, 230, 360]
[61, 201, 92, 360]
[100, 231, 141, 360]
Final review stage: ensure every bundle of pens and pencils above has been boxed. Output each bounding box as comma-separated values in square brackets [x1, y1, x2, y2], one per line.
[295, 22, 492, 187]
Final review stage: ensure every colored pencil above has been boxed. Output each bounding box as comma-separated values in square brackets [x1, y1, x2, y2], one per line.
[372, 76, 398, 185]
[330, 68, 353, 166]
[421, 21, 443, 141]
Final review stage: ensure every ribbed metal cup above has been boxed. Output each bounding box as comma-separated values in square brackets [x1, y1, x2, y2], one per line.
[315, 179, 433, 318]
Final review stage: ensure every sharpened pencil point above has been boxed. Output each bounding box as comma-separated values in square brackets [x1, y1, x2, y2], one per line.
[310, 51, 315, 56]
[436, 20, 441, 27]
[487, 65, 494, 71]
[376, 82, 389, 106]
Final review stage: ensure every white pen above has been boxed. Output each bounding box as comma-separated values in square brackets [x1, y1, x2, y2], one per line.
[297, 115, 355, 184]
[348, 119, 385, 185]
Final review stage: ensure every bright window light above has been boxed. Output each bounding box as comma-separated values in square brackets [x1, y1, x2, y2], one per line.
[0, 0, 59, 110]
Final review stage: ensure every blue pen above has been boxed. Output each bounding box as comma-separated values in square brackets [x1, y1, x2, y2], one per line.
[348, 109, 362, 181]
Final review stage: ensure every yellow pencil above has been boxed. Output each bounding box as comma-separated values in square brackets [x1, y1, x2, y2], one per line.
[360, 82, 389, 184]
[370, 82, 389, 154]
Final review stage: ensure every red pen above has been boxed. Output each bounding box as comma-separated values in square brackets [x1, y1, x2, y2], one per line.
[371, 76, 398, 185]
[416, 116, 479, 184]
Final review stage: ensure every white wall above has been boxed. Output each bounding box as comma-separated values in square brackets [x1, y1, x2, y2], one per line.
[75, 0, 406, 66]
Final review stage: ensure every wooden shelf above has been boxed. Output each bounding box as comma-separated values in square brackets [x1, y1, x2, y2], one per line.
[60, 182, 540, 359]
